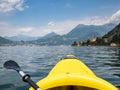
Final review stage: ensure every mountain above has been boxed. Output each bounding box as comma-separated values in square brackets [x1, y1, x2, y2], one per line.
[62, 23, 116, 44]
[5, 34, 39, 41]
[0, 36, 13, 45]
[67, 23, 116, 40]
[4, 32, 58, 41]
[103, 23, 120, 44]
[41, 32, 58, 39]
[29, 23, 116, 45]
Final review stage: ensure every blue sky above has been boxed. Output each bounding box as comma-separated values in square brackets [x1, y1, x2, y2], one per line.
[0, 0, 120, 36]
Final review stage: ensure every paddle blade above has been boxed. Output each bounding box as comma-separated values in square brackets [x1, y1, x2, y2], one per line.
[4, 60, 21, 72]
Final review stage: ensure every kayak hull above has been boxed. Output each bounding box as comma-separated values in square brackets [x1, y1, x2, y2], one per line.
[29, 55, 118, 90]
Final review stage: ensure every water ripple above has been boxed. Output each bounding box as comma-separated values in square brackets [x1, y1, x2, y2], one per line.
[0, 46, 120, 89]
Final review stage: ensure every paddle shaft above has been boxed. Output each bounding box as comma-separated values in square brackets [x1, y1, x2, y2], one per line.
[18, 70, 41, 90]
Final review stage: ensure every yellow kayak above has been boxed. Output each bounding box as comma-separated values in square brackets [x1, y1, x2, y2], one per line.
[29, 55, 118, 90]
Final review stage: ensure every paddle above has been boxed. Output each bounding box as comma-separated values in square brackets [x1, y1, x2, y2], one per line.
[4, 60, 41, 90]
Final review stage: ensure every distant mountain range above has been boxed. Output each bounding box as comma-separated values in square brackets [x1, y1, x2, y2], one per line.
[0, 23, 117, 45]
[29, 23, 116, 45]
[4, 32, 58, 41]
[4, 34, 39, 41]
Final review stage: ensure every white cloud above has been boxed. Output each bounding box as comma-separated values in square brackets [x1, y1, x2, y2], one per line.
[47, 21, 55, 26]
[79, 16, 109, 25]
[0, 0, 27, 13]
[36, 16, 109, 36]
[1, 9, 120, 37]
[109, 10, 120, 24]
[0, 22, 35, 36]
[18, 27, 34, 33]
[36, 20, 80, 36]
[0, 21, 9, 26]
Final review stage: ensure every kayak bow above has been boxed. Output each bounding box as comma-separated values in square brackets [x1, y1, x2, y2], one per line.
[29, 55, 118, 90]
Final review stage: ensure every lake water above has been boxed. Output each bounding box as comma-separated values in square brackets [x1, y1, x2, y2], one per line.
[0, 46, 120, 90]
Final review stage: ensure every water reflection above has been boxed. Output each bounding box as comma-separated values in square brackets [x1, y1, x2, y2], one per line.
[0, 84, 15, 90]
[104, 47, 120, 67]
[0, 83, 29, 90]
[103, 47, 120, 80]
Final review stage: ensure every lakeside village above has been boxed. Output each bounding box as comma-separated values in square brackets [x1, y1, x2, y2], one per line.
[72, 37, 120, 46]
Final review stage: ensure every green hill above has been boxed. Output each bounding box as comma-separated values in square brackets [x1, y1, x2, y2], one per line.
[0, 36, 13, 45]
[103, 23, 120, 44]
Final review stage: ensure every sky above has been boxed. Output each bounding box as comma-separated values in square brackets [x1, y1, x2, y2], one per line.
[1, 0, 120, 37]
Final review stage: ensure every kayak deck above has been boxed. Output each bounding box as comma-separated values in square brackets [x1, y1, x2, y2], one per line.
[29, 55, 118, 90]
